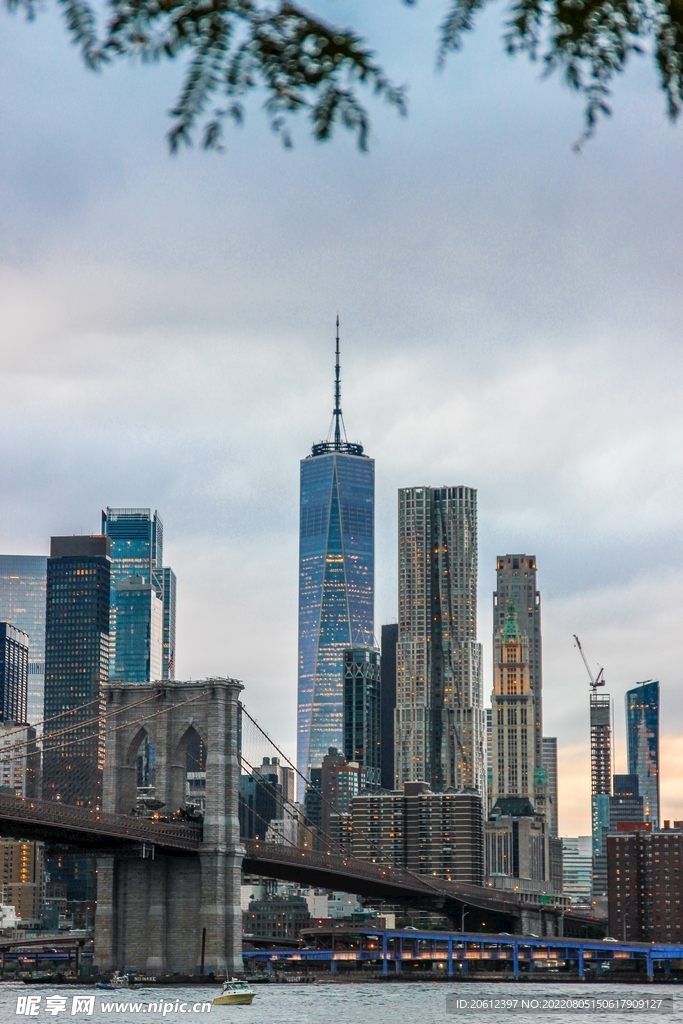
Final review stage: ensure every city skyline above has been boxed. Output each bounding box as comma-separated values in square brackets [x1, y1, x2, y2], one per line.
[0, 477, 673, 835]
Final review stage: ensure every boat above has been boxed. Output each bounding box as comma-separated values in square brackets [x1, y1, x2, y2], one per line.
[212, 979, 256, 1006]
[96, 972, 136, 991]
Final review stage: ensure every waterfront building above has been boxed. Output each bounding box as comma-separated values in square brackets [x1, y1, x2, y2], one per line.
[626, 680, 660, 828]
[493, 555, 543, 770]
[0, 722, 39, 798]
[102, 508, 176, 681]
[562, 836, 593, 903]
[607, 822, 683, 942]
[0, 623, 28, 724]
[113, 576, 163, 683]
[297, 323, 374, 785]
[351, 782, 484, 884]
[0, 556, 47, 726]
[0, 840, 45, 926]
[343, 646, 381, 784]
[395, 485, 484, 795]
[543, 736, 559, 837]
[245, 896, 311, 940]
[380, 623, 398, 791]
[43, 535, 110, 808]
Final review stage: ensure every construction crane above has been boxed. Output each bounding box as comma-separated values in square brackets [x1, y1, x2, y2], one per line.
[573, 634, 606, 692]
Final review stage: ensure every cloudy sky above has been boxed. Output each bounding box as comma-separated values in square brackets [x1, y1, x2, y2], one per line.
[1, 0, 681, 835]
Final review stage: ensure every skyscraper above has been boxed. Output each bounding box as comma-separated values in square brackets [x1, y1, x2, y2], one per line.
[380, 623, 398, 791]
[161, 566, 177, 680]
[43, 535, 111, 808]
[490, 600, 536, 807]
[0, 556, 47, 726]
[297, 321, 374, 785]
[0, 623, 28, 724]
[626, 680, 660, 828]
[395, 485, 485, 795]
[543, 736, 559, 837]
[343, 646, 381, 784]
[113, 577, 164, 683]
[102, 508, 176, 682]
[493, 555, 543, 769]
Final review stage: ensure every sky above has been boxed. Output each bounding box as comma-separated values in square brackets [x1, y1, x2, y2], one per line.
[0, 0, 681, 836]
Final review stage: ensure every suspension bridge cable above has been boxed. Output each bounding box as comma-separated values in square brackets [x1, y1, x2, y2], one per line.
[239, 703, 457, 898]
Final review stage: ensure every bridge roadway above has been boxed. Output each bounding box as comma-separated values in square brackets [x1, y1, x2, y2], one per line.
[242, 840, 566, 929]
[0, 792, 200, 853]
[0, 791, 575, 935]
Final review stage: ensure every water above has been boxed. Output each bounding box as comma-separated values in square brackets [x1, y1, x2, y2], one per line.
[2, 981, 681, 1024]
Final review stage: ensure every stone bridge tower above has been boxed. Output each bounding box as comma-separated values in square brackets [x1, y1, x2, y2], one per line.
[94, 677, 244, 977]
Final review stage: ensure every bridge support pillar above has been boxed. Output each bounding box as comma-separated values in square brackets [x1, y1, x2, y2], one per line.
[196, 847, 243, 977]
[94, 855, 116, 973]
[447, 938, 453, 977]
[96, 678, 244, 978]
[146, 856, 168, 973]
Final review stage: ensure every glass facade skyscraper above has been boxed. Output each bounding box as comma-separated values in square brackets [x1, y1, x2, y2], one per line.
[0, 555, 47, 726]
[43, 535, 111, 808]
[114, 577, 164, 683]
[102, 508, 176, 681]
[297, 322, 374, 785]
[0, 623, 29, 724]
[626, 680, 660, 828]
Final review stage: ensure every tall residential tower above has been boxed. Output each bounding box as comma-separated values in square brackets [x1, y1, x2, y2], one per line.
[395, 485, 485, 795]
[297, 320, 374, 786]
[626, 680, 660, 828]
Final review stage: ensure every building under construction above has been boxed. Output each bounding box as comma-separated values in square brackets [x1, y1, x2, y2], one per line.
[575, 637, 612, 899]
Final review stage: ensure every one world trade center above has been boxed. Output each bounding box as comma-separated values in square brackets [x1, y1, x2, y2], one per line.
[297, 319, 374, 788]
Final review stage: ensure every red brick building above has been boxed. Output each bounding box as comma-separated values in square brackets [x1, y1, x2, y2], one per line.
[607, 822, 683, 942]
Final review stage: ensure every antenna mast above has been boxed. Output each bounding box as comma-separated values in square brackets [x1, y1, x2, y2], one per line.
[334, 314, 342, 447]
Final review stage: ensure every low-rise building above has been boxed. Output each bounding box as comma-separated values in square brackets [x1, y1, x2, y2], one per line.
[244, 896, 311, 940]
[485, 798, 549, 884]
[562, 836, 593, 903]
[0, 722, 39, 798]
[351, 783, 483, 884]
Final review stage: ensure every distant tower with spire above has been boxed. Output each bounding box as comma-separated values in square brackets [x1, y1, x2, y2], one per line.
[297, 318, 374, 792]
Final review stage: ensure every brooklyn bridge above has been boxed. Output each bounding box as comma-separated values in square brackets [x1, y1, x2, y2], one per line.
[0, 677, 583, 976]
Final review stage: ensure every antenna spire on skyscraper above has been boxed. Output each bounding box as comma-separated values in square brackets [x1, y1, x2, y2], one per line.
[334, 313, 342, 447]
[310, 316, 365, 457]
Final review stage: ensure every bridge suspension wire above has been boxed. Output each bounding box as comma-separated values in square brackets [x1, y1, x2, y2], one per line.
[36, 689, 213, 760]
[0, 691, 160, 761]
[0, 689, 211, 778]
[239, 705, 452, 897]
[238, 756, 309, 853]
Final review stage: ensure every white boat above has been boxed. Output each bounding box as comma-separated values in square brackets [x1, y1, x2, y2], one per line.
[212, 978, 256, 1006]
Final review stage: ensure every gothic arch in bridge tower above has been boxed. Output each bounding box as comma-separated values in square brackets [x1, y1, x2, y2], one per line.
[95, 677, 244, 978]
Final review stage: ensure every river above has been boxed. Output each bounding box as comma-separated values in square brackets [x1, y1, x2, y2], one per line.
[1, 980, 680, 1024]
